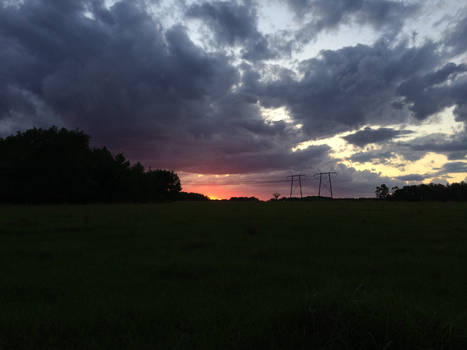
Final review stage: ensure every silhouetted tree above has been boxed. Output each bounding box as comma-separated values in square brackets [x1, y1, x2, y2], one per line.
[177, 192, 210, 201]
[0, 127, 182, 203]
[229, 196, 260, 201]
[375, 184, 389, 199]
[272, 192, 280, 200]
[390, 182, 467, 201]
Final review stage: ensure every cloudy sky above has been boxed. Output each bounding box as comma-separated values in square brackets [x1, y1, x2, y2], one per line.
[1, 0, 467, 199]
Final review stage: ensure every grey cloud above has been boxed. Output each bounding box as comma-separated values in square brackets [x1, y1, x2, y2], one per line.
[347, 140, 429, 164]
[0, 0, 313, 174]
[187, 1, 257, 46]
[445, 7, 467, 55]
[245, 40, 442, 138]
[393, 162, 467, 182]
[437, 162, 467, 174]
[166, 144, 331, 174]
[397, 63, 467, 121]
[284, 0, 420, 46]
[242, 35, 467, 143]
[396, 174, 429, 181]
[0, 86, 64, 135]
[447, 151, 467, 160]
[402, 133, 467, 160]
[331, 163, 400, 197]
[186, 1, 278, 60]
[343, 127, 412, 147]
[349, 150, 395, 164]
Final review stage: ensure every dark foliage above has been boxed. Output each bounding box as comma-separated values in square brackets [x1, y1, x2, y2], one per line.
[272, 193, 280, 200]
[177, 192, 210, 201]
[229, 196, 260, 201]
[375, 184, 390, 199]
[377, 182, 467, 201]
[0, 127, 181, 203]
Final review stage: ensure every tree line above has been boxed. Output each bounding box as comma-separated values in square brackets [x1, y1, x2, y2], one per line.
[0, 127, 208, 203]
[376, 182, 467, 201]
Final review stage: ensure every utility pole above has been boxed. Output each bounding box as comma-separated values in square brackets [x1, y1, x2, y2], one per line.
[314, 172, 336, 198]
[318, 174, 322, 196]
[289, 175, 293, 198]
[287, 174, 306, 198]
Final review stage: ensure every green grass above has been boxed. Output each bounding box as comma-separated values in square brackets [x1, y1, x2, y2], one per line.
[1, 201, 466, 349]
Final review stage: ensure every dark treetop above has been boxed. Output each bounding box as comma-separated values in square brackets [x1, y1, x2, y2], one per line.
[376, 182, 467, 201]
[0, 127, 182, 203]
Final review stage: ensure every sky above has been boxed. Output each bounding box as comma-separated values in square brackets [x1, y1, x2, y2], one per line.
[1, 0, 467, 199]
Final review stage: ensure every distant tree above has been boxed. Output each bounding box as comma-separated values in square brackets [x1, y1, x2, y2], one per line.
[273, 193, 280, 200]
[177, 192, 210, 201]
[229, 196, 260, 202]
[375, 184, 389, 199]
[390, 182, 467, 201]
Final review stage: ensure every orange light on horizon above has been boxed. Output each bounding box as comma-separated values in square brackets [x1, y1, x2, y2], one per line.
[179, 173, 278, 200]
[183, 185, 230, 200]
[207, 195, 222, 200]
[183, 184, 258, 200]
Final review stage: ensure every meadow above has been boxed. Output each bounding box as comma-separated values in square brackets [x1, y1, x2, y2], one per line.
[1, 201, 466, 349]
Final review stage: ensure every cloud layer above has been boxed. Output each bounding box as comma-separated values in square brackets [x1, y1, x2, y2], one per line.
[1, 0, 466, 197]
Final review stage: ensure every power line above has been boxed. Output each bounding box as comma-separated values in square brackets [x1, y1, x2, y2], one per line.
[183, 179, 290, 186]
[184, 173, 337, 199]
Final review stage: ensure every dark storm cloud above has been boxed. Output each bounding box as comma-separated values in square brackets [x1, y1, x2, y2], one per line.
[242, 30, 467, 142]
[331, 163, 399, 197]
[186, 0, 278, 60]
[445, 7, 467, 56]
[405, 133, 467, 160]
[436, 162, 467, 174]
[396, 174, 429, 182]
[343, 127, 412, 147]
[245, 40, 443, 138]
[187, 1, 257, 45]
[349, 150, 395, 164]
[346, 140, 431, 164]
[397, 63, 467, 121]
[283, 0, 420, 46]
[168, 143, 331, 174]
[0, 0, 331, 174]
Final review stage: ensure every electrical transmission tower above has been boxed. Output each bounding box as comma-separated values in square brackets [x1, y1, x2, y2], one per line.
[314, 172, 336, 198]
[287, 174, 306, 198]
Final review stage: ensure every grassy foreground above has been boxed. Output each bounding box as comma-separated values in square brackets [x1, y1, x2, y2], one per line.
[1, 201, 467, 349]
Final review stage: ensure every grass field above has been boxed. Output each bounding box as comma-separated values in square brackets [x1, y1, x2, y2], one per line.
[1, 201, 467, 349]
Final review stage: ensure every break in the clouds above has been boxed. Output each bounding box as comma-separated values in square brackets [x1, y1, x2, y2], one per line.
[1, 0, 466, 198]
